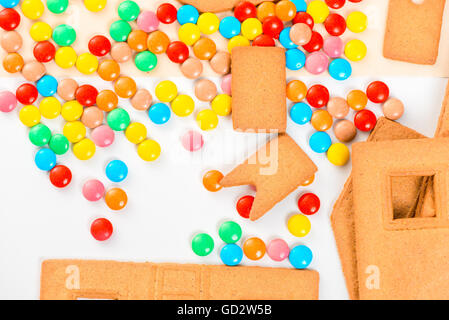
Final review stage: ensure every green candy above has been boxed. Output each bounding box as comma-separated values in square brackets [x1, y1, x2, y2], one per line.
[109, 20, 132, 42]
[107, 108, 130, 131]
[219, 221, 242, 244]
[192, 233, 214, 257]
[118, 0, 140, 21]
[134, 51, 157, 72]
[52, 24, 76, 46]
[49, 134, 69, 155]
[46, 0, 68, 14]
[29, 124, 52, 147]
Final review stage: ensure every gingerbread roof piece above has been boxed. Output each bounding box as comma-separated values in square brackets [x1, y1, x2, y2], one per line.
[178, 0, 273, 13]
[220, 134, 317, 221]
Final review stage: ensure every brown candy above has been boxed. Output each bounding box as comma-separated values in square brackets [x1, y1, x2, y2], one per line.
[131, 89, 152, 111]
[57, 78, 78, 101]
[81, 106, 104, 129]
[289, 23, 312, 46]
[194, 79, 217, 102]
[110, 42, 132, 63]
[334, 120, 357, 143]
[21, 61, 46, 82]
[3, 52, 23, 73]
[1, 31, 22, 53]
[327, 97, 349, 119]
[382, 98, 404, 120]
[193, 38, 217, 61]
[96, 89, 118, 112]
[210, 51, 230, 75]
[180, 58, 203, 79]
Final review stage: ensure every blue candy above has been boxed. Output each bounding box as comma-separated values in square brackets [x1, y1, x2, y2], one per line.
[279, 27, 297, 49]
[309, 131, 332, 153]
[36, 75, 58, 97]
[329, 58, 352, 81]
[286, 48, 306, 70]
[35, 148, 56, 171]
[290, 0, 307, 12]
[290, 102, 312, 125]
[148, 103, 171, 125]
[220, 244, 243, 266]
[105, 160, 128, 183]
[177, 5, 199, 25]
[289, 245, 313, 269]
[219, 16, 241, 39]
[0, 0, 19, 8]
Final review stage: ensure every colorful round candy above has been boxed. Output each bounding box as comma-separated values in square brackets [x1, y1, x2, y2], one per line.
[83, 179, 105, 202]
[279, 27, 296, 49]
[114, 76, 136, 98]
[61, 100, 83, 121]
[148, 103, 171, 125]
[125, 122, 147, 144]
[197, 12, 219, 35]
[193, 38, 216, 61]
[33, 41, 56, 63]
[88, 35, 111, 56]
[118, 0, 140, 21]
[0, 90, 17, 112]
[267, 239, 290, 262]
[167, 41, 190, 63]
[345, 39, 367, 62]
[234, 1, 256, 22]
[91, 125, 115, 147]
[366, 81, 389, 103]
[329, 58, 352, 81]
[287, 214, 311, 237]
[0, 8, 20, 30]
[29, 123, 51, 146]
[307, 84, 329, 108]
[309, 131, 332, 153]
[35, 148, 56, 171]
[181, 130, 203, 152]
[63, 121, 86, 143]
[290, 102, 312, 125]
[136, 10, 159, 33]
[275, 0, 296, 21]
[49, 165, 72, 188]
[131, 89, 152, 111]
[180, 58, 203, 79]
[19, 105, 40, 127]
[157, 3, 177, 24]
[49, 134, 69, 155]
[177, 4, 199, 25]
[178, 23, 200, 46]
[346, 11, 367, 33]
[286, 48, 306, 70]
[327, 143, 350, 166]
[171, 94, 194, 117]
[52, 24, 76, 46]
[3, 52, 23, 73]
[196, 109, 218, 131]
[127, 30, 148, 52]
[289, 245, 313, 269]
[106, 160, 128, 183]
[302, 31, 323, 53]
[1, 31, 22, 53]
[137, 139, 161, 162]
[147, 30, 170, 54]
[219, 221, 242, 244]
[220, 244, 243, 266]
[241, 17, 262, 40]
[243, 237, 266, 260]
[76, 53, 98, 75]
[155, 80, 177, 102]
[252, 34, 275, 47]
[195, 79, 216, 102]
[36, 75, 58, 97]
[21, 0, 44, 20]
[211, 94, 231, 116]
[96, 90, 118, 112]
[324, 13, 346, 36]
[347, 89, 367, 111]
[334, 119, 357, 143]
[305, 51, 329, 74]
[20, 61, 43, 81]
[382, 98, 404, 120]
[76, 85, 98, 107]
[228, 35, 250, 52]
[111, 42, 132, 62]
[289, 22, 312, 45]
[29, 21, 52, 41]
[81, 107, 102, 128]
[46, 0, 68, 14]
[311, 109, 333, 131]
[323, 36, 343, 58]
[134, 51, 157, 72]
[287, 80, 307, 102]
[219, 16, 241, 39]
[107, 108, 130, 131]
[202, 170, 223, 192]
[327, 97, 349, 119]
[109, 20, 132, 42]
[192, 233, 214, 256]
[307, 0, 329, 23]
[90, 218, 113, 241]
[354, 109, 377, 132]
[84, 0, 106, 12]
[105, 187, 127, 210]
[55, 46, 77, 68]
[236, 195, 254, 219]
[298, 193, 320, 215]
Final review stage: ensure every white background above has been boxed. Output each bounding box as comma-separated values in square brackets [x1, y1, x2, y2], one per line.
[0, 75, 447, 300]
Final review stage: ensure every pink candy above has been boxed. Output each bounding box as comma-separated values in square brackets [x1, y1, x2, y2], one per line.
[267, 239, 290, 262]
[323, 36, 344, 58]
[137, 11, 160, 33]
[0, 91, 17, 113]
[82, 179, 105, 202]
[181, 130, 204, 152]
[305, 51, 329, 75]
[91, 125, 115, 147]
[221, 74, 232, 95]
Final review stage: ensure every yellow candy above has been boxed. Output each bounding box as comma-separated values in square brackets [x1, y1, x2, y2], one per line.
[61, 100, 83, 121]
[39, 97, 61, 119]
[327, 143, 350, 166]
[19, 105, 41, 127]
[155, 80, 178, 102]
[76, 53, 98, 75]
[84, 0, 107, 12]
[346, 11, 367, 33]
[125, 122, 147, 144]
[345, 39, 367, 62]
[171, 94, 194, 117]
[137, 139, 161, 162]
[73, 138, 96, 160]
[63, 121, 86, 143]
[228, 35, 250, 53]
[29, 22, 52, 42]
[196, 109, 218, 131]
[287, 214, 311, 237]
[211, 94, 232, 116]
[241, 18, 262, 41]
[306, 0, 329, 24]
[178, 23, 201, 46]
[197, 12, 219, 35]
[21, 0, 44, 20]
[55, 47, 77, 69]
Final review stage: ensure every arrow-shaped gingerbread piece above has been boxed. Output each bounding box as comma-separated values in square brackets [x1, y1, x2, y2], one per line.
[220, 134, 317, 221]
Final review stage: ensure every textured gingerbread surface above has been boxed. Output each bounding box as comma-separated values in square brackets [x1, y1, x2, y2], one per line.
[178, 0, 273, 13]
[40, 260, 319, 300]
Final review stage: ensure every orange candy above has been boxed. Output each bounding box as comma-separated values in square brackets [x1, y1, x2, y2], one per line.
[257, 1, 276, 21]
[114, 76, 137, 98]
[311, 109, 333, 131]
[286, 80, 307, 102]
[202, 170, 224, 192]
[127, 30, 148, 52]
[193, 38, 217, 60]
[301, 174, 315, 187]
[275, 0, 296, 21]
[347, 89, 368, 111]
[147, 30, 170, 54]
[96, 89, 118, 112]
[105, 188, 128, 211]
[3, 52, 24, 73]
[97, 59, 120, 81]
[243, 237, 266, 261]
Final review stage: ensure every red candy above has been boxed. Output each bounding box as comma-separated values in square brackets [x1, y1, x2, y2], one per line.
[298, 193, 320, 215]
[292, 12, 314, 29]
[0, 8, 20, 31]
[366, 81, 390, 103]
[252, 34, 275, 47]
[234, 1, 257, 22]
[16, 83, 38, 104]
[49, 165, 72, 188]
[307, 84, 329, 108]
[354, 109, 377, 131]
[236, 195, 254, 219]
[325, 0, 346, 9]
[324, 13, 346, 36]
[90, 218, 113, 241]
[166, 41, 189, 63]
[157, 3, 177, 24]
[303, 31, 323, 53]
[75, 84, 98, 107]
[33, 41, 56, 63]
[262, 16, 283, 39]
[88, 35, 111, 57]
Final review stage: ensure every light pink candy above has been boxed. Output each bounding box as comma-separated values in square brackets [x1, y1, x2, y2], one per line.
[91, 125, 115, 147]
[0, 91, 17, 113]
[181, 130, 204, 152]
[323, 36, 343, 58]
[82, 179, 105, 202]
[267, 239, 290, 262]
[305, 51, 329, 75]
[136, 11, 160, 33]
[221, 74, 232, 95]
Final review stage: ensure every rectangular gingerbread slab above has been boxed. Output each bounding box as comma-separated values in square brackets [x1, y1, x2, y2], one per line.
[231, 46, 287, 132]
[40, 260, 319, 300]
[383, 0, 446, 65]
